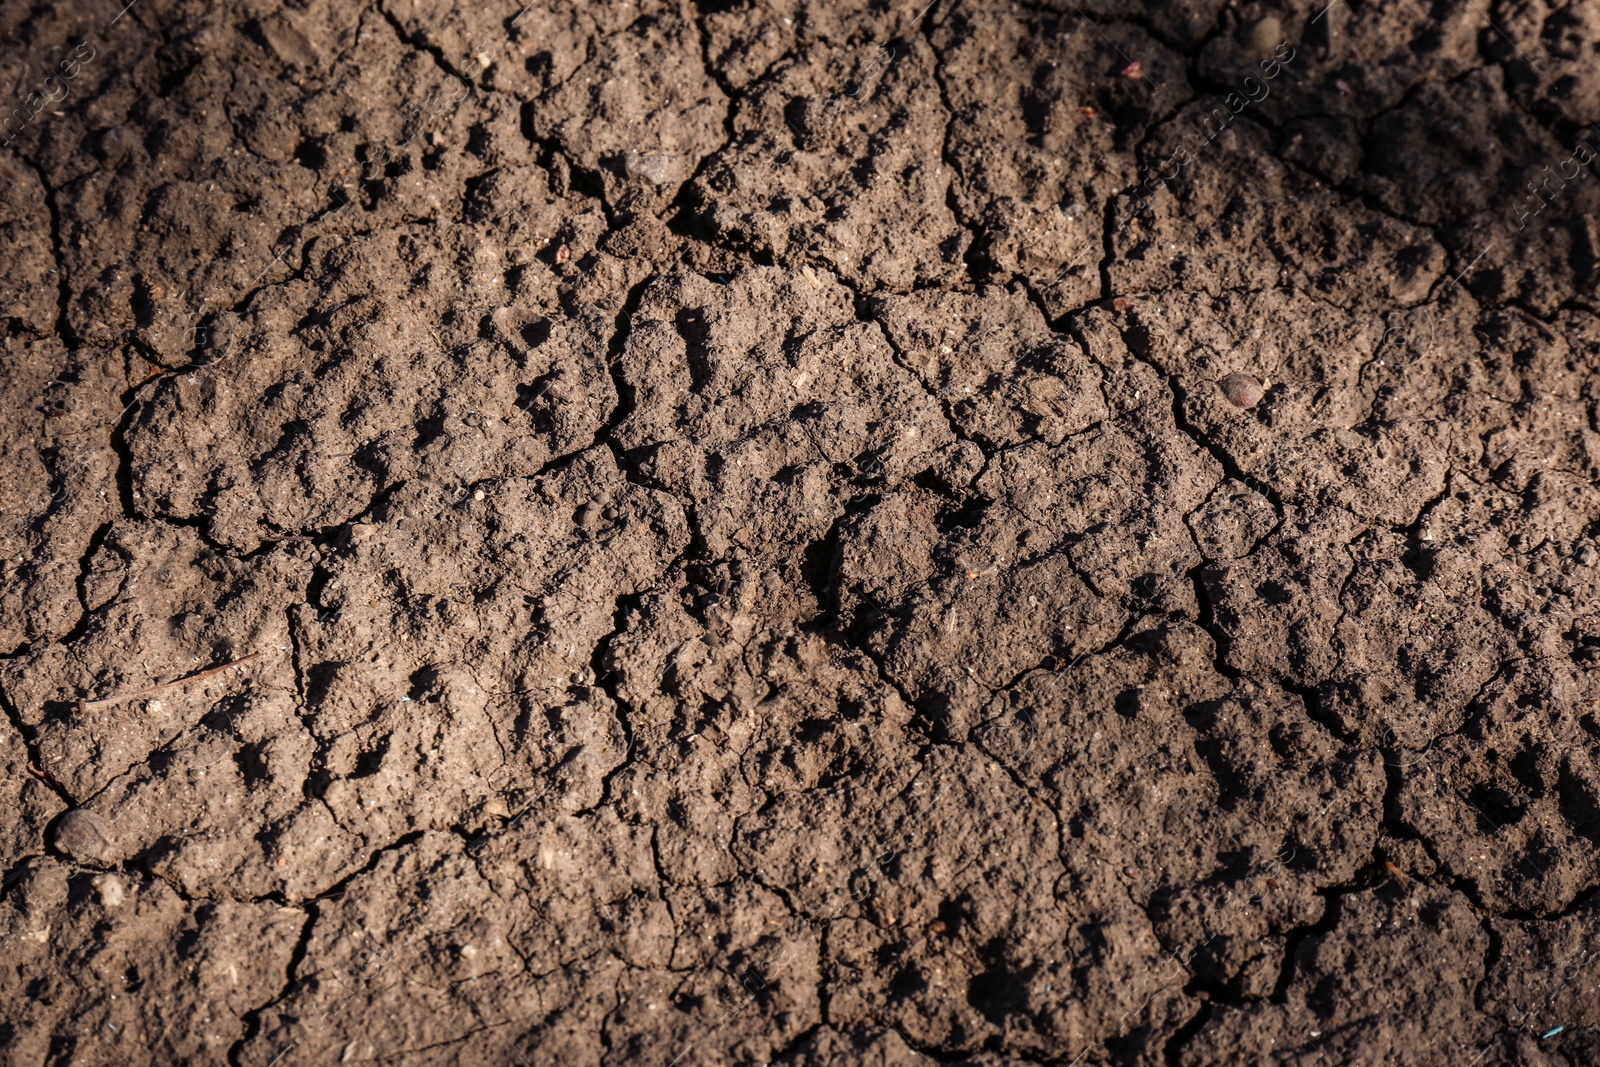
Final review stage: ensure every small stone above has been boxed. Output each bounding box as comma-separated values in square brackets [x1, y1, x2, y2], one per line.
[623, 151, 673, 186]
[554, 243, 571, 265]
[52, 810, 112, 865]
[473, 489, 485, 501]
[1123, 865, 1141, 880]
[92, 874, 125, 907]
[1218, 372, 1264, 409]
[96, 125, 136, 164]
[1242, 16, 1282, 58]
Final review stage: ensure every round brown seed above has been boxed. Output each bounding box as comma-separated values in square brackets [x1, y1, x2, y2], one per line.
[1218, 372, 1264, 409]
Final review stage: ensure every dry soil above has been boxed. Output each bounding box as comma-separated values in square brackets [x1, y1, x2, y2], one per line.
[3, 0, 1600, 1064]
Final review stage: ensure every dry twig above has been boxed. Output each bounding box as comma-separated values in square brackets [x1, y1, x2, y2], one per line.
[76, 651, 262, 712]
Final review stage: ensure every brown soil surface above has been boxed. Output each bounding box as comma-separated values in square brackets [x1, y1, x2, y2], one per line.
[3, 1, 1600, 1064]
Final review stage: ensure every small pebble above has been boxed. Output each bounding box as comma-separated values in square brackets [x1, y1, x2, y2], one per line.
[1218, 372, 1264, 409]
[473, 489, 485, 501]
[52, 810, 112, 865]
[1243, 16, 1282, 58]
[92, 874, 125, 908]
[1123, 865, 1141, 880]
[96, 125, 136, 164]
[555, 243, 571, 264]
[623, 150, 673, 186]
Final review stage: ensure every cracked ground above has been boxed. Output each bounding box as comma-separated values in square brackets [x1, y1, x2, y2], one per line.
[2, 0, 1600, 1063]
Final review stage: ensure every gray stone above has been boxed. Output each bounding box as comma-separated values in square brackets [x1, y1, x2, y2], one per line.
[52, 809, 112, 865]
